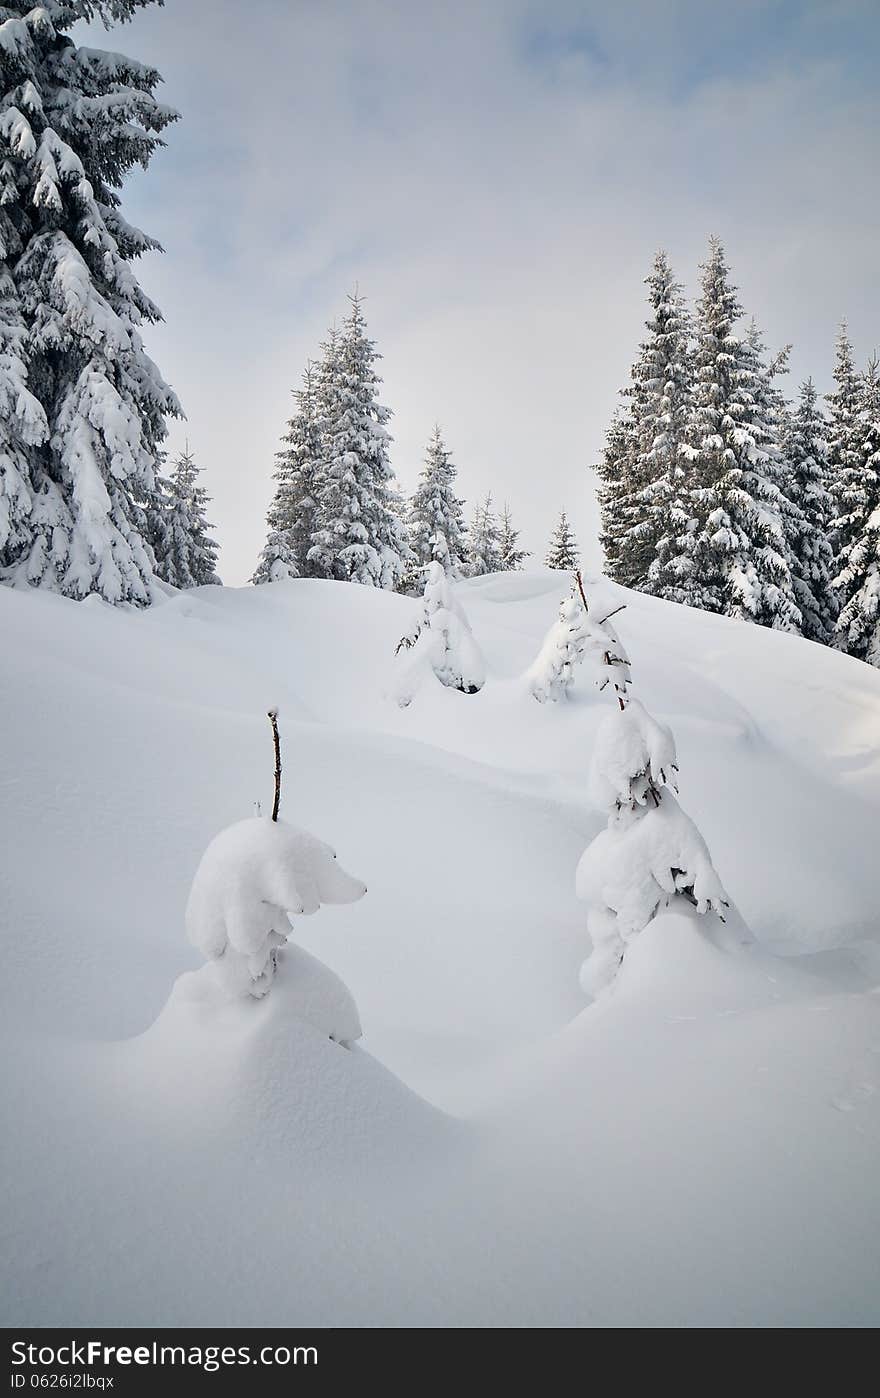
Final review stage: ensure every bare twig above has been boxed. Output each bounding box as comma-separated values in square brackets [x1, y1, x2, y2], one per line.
[597, 604, 627, 625]
[267, 709, 282, 822]
[574, 569, 589, 612]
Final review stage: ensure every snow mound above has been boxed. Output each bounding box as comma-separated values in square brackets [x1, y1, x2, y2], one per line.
[598, 903, 764, 1009]
[118, 948, 442, 1165]
[4, 573, 880, 1325]
[186, 816, 366, 999]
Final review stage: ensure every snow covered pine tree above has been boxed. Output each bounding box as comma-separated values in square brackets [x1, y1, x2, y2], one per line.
[497, 502, 528, 571]
[687, 238, 800, 630]
[825, 322, 863, 550]
[307, 295, 411, 588]
[403, 424, 467, 590]
[833, 356, 880, 665]
[390, 560, 485, 706]
[782, 379, 838, 644]
[152, 445, 220, 589]
[527, 583, 590, 702]
[527, 571, 631, 704]
[465, 493, 501, 576]
[603, 251, 697, 596]
[575, 576, 733, 997]
[0, 0, 181, 604]
[545, 511, 579, 569]
[253, 361, 322, 583]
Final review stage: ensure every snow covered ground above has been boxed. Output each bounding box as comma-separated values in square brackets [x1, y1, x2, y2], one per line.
[2, 571, 879, 1327]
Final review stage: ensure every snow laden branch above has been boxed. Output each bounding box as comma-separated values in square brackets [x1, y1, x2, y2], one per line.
[575, 580, 735, 999]
[389, 561, 485, 706]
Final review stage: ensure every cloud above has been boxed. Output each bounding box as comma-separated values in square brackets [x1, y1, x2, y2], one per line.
[85, 0, 880, 584]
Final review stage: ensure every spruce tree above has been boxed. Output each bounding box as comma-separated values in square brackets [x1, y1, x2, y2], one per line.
[153, 445, 221, 589]
[527, 587, 590, 702]
[404, 424, 467, 587]
[825, 322, 863, 544]
[545, 511, 579, 570]
[596, 408, 636, 582]
[254, 362, 321, 584]
[617, 251, 696, 593]
[391, 561, 485, 705]
[308, 296, 410, 588]
[466, 493, 500, 576]
[834, 356, 880, 664]
[0, 0, 181, 605]
[782, 379, 838, 644]
[497, 502, 528, 571]
[575, 589, 731, 999]
[688, 239, 800, 631]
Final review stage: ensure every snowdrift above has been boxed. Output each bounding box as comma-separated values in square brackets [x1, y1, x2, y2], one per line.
[2, 572, 880, 1325]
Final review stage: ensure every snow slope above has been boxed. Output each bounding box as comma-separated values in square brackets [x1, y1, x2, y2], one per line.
[1, 572, 879, 1326]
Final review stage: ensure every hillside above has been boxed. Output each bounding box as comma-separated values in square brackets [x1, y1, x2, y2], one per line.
[1, 572, 879, 1326]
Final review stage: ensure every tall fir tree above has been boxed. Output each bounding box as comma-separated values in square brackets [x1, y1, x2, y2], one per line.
[782, 379, 838, 644]
[596, 406, 636, 582]
[308, 295, 410, 588]
[833, 355, 880, 665]
[253, 361, 320, 583]
[466, 493, 501, 575]
[614, 251, 697, 594]
[152, 444, 220, 589]
[0, 0, 181, 605]
[497, 502, 528, 571]
[687, 238, 800, 631]
[404, 424, 467, 588]
[546, 510, 579, 570]
[825, 322, 863, 546]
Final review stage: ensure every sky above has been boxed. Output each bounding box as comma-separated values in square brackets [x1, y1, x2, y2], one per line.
[83, 0, 880, 585]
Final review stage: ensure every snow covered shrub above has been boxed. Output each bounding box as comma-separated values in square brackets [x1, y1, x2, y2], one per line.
[577, 666, 728, 997]
[579, 589, 632, 705]
[527, 574, 631, 705]
[391, 561, 485, 706]
[186, 817, 366, 1003]
[527, 592, 590, 702]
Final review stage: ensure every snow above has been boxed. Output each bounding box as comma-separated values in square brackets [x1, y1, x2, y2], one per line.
[2, 570, 880, 1325]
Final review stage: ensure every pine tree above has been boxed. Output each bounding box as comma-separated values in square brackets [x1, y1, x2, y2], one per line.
[782, 379, 838, 644]
[404, 424, 467, 588]
[391, 561, 485, 706]
[575, 584, 731, 999]
[254, 362, 322, 583]
[688, 239, 800, 630]
[545, 511, 579, 570]
[833, 356, 880, 664]
[596, 407, 636, 582]
[308, 296, 410, 588]
[0, 0, 181, 605]
[616, 251, 696, 593]
[825, 322, 863, 545]
[497, 501, 528, 571]
[152, 445, 221, 589]
[466, 493, 501, 575]
[527, 585, 590, 702]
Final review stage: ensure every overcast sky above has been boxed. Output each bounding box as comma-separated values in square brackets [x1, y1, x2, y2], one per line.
[84, 0, 880, 585]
